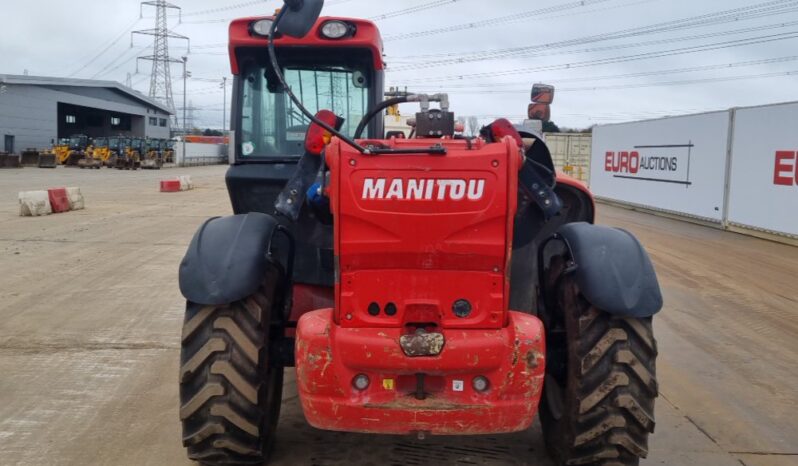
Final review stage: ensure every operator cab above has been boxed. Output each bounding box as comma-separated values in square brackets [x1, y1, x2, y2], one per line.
[226, 16, 386, 287]
[229, 16, 384, 164]
[69, 135, 88, 150]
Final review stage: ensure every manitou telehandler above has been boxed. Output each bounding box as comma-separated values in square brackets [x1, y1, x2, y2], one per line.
[178, 2, 662, 465]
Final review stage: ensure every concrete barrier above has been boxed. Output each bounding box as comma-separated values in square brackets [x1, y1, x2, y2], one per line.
[19, 191, 52, 216]
[178, 175, 194, 191]
[160, 180, 181, 192]
[66, 187, 85, 211]
[48, 188, 70, 213]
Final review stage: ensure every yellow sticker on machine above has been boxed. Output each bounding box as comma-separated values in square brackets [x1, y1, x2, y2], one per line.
[382, 378, 395, 390]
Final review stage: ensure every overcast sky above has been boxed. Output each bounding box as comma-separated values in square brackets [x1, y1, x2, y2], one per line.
[2, 0, 797, 129]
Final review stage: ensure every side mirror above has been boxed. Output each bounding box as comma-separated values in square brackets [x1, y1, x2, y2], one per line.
[531, 83, 555, 104]
[278, 0, 324, 38]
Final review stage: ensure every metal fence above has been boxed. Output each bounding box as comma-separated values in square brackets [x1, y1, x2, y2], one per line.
[179, 156, 228, 167]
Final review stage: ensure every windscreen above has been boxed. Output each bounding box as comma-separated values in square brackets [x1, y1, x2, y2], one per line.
[239, 64, 369, 158]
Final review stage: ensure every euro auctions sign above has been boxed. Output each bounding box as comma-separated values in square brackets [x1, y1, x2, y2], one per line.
[590, 111, 731, 221]
[604, 144, 693, 185]
[727, 101, 798, 237]
[773, 151, 798, 186]
[591, 103, 798, 237]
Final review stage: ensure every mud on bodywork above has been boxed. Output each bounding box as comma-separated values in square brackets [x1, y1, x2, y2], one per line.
[295, 309, 546, 435]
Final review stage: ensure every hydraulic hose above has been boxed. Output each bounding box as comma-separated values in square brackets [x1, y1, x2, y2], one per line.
[353, 96, 409, 140]
[267, 10, 366, 153]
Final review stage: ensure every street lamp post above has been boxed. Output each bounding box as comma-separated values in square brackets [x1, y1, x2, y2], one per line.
[221, 76, 227, 133]
[182, 56, 188, 166]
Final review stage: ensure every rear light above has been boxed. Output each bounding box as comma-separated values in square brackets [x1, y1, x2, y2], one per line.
[452, 299, 472, 318]
[305, 109, 344, 155]
[484, 118, 523, 147]
[353, 374, 370, 390]
[250, 19, 274, 37]
[472, 376, 490, 392]
[320, 20, 355, 39]
[368, 302, 380, 316]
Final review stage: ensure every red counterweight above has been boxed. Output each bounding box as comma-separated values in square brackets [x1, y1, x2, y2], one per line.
[294, 136, 546, 435]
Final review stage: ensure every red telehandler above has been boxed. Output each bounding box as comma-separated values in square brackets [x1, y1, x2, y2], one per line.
[178, 1, 662, 465]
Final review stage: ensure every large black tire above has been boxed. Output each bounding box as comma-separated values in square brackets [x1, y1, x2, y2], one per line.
[180, 268, 284, 465]
[540, 258, 658, 466]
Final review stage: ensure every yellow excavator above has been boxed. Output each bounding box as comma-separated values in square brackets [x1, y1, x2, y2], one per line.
[106, 137, 124, 167]
[161, 139, 175, 164]
[140, 138, 164, 169]
[114, 137, 142, 170]
[78, 137, 105, 169]
[93, 137, 112, 164]
[59, 134, 90, 166]
[44, 137, 70, 162]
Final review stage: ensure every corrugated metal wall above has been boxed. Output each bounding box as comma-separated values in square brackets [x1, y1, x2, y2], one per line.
[0, 84, 171, 151]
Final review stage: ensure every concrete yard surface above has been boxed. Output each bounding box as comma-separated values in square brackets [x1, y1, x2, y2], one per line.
[0, 165, 796, 465]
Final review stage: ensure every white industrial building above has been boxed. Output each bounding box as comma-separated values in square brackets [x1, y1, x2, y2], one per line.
[0, 74, 172, 153]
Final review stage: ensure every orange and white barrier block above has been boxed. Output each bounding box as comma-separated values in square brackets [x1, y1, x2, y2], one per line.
[18, 191, 53, 216]
[18, 186, 85, 216]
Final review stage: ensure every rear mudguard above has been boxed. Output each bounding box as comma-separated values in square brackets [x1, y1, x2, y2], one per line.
[552, 222, 663, 317]
[179, 212, 280, 305]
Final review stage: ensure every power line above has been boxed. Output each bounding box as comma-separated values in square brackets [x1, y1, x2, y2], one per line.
[413, 70, 798, 94]
[388, 19, 798, 71]
[387, 0, 798, 66]
[67, 18, 141, 77]
[368, 0, 461, 21]
[394, 30, 798, 83]
[383, 0, 620, 41]
[409, 55, 798, 89]
[181, 1, 272, 17]
[559, 70, 798, 92]
[92, 46, 151, 79]
[191, 77, 233, 83]
[178, 0, 354, 25]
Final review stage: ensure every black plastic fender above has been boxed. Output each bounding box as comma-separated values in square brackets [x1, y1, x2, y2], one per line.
[179, 213, 279, 305]
[554, 222, 663, 317]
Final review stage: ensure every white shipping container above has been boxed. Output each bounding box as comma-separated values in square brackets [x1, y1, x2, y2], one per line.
[175, 142, 228, 166]
[727, 102, 798, 237]
[590, 111, 731, 222]
[546, 133, 592, 183]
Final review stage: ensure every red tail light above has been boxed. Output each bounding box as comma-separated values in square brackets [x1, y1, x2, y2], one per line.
[486, 118, 522, 147]
[305, 110, 344, 155]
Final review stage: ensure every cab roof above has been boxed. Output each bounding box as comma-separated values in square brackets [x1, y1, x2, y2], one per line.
[228, 16, 384, 74]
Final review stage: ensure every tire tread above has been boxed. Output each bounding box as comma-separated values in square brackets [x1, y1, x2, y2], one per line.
[541, 274, 658, 466]
[179, 271, 283, 465]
